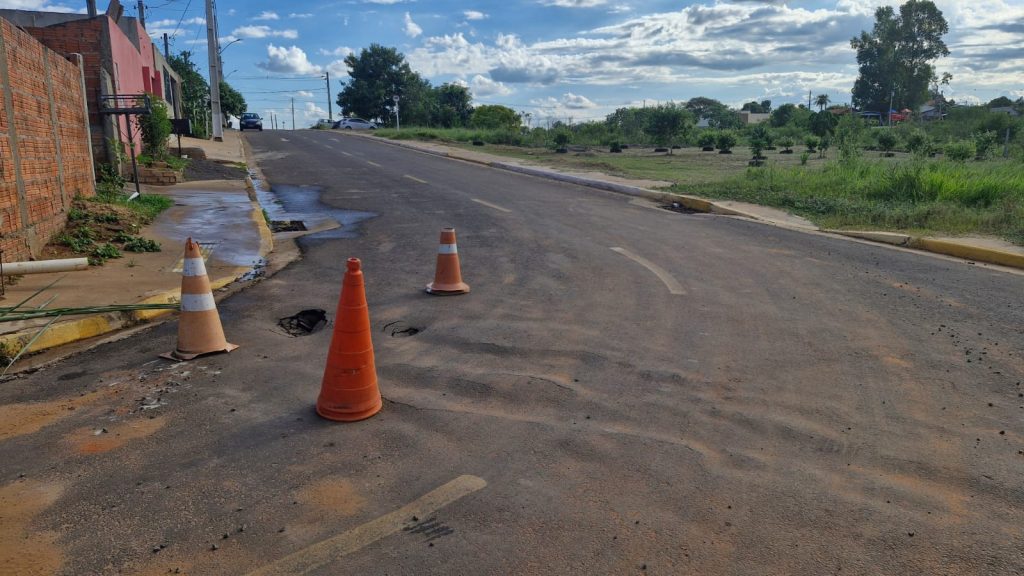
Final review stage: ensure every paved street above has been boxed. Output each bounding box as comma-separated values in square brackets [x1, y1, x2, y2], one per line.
[2, 130, 1023, 575]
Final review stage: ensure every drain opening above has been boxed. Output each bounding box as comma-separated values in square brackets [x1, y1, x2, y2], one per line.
[271, 220, 307, 232]
[660, 202, 698, 214]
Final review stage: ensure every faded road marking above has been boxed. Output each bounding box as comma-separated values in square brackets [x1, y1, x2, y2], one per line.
[366, 160, 382, 167]
[404, 175, 428, 184]
[341, 151, 353, 156]
[280, 138, 289, 142]
[246, 475, 486, 576]
[471, 198, 512, 213]
[610, 247, 685, 295]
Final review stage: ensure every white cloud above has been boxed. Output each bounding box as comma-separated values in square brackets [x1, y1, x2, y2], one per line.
[227, 8, 236, 16]
[232, 25, 298, 39]
[561, 92, 598, 109]
[326, 59, 351, 77]
[469, 74, 512, 97]
[294, 90, 315, 98]
[538, 0, 608, 7]
[253, 11, 279, 21]
[257, 44, 322, 74]
[463, 10, 487, 20]
[289, 13, 314, 18]
[404, 12, 423, 38]
[149, 17, 205, 28]
[300, 101, 329, 126]
[0, 0, 85, 11]
[319, 46, 355, 57]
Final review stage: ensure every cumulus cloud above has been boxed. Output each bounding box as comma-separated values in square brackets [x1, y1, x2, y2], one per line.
[289, 13, 314, 18]
[469, 74, 512, 97]
[326, 59, 352, 77]
[403, 12, 423, 38]
[294, 90, 315, 98]
[256, 44, 322, 74]
[463, 10, 487, 20]
[253, 11, 279, 20]
[149, 17, 205, 27]
[0, 0, 85, 11]
[231, 25, 298, 39]
[319, 46, 355, 57]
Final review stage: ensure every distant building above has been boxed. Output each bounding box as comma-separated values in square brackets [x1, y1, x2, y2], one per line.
[738, 112, 770, 125]
[990, 106, 1021, 117]
[0, 1, 184, 170]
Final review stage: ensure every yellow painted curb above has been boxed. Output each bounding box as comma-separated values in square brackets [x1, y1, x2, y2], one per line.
[908, 238, 1024, 269]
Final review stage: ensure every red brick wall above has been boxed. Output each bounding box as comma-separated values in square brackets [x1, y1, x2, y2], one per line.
[0, 19, 95, 262]
[18, 17, 108, 165]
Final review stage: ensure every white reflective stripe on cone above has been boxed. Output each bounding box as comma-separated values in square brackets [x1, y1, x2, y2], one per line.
[182, 257, 208, 277]
[181, 293, 217, 312]
[438, 244, 458, 254]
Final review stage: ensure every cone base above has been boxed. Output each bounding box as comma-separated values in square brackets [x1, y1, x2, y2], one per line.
[160, 342, 239, 361]
[425, 282, 470, 295]
[316, 398, 383, 422]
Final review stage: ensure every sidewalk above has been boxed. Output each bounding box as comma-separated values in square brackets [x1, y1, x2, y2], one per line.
[352, 132, 1024, 271]
[0, 150, 272, 364]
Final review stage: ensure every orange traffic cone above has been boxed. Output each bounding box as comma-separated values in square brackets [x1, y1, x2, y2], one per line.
[160, 238, 238, 361]
[426, 227, 470, 295]
[316, 258, 382, 422]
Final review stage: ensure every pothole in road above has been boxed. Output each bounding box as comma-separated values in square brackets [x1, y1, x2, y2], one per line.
[383, 321, 422, 338]
[277, 309, 328, 336]
[660, 202, 698, 214]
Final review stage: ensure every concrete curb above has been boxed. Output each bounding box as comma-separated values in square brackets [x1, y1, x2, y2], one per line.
[0, 186, 277, 362]
[362, 134, 1024, 272]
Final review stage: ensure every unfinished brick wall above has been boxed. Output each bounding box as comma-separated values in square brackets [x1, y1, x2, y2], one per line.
[0, 19, 95, 262]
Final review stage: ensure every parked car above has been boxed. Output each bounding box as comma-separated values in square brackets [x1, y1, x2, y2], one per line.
[333, 117, 376, 130]
[239, 112, 262, 131]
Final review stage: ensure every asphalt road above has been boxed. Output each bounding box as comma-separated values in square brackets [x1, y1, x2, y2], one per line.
[2, 130, 1023, 575]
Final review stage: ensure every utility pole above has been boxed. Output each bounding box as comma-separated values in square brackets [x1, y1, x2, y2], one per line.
[205, 0, 223, 141]
[807, 90, 811, 109]
[163, 33, 169, 59]
[888, 87, 895, 128]
[393, 94, 400, 131]
[325, 72, 333, 123]
[291, 98, 295, 131]
[137, 0, 145, 27]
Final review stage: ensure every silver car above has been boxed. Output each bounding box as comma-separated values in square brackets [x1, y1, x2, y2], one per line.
[334, 117, 376, 130]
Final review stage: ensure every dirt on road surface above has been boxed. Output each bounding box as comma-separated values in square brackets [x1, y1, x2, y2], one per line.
[1, 130, 1022, 575]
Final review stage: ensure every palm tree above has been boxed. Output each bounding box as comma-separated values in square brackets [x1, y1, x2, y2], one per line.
[814, 94, 831, 112]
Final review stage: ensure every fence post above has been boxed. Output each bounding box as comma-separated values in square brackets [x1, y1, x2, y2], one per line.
[42, 54, 68, 210]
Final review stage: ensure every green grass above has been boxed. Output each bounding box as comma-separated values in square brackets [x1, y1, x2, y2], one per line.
[689, 159, 1024, 243]
[90, 192, 173, 223]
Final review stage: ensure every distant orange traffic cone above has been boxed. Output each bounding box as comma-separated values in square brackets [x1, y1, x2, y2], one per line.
[316, 258, 382, 422]
[426, 227, 470, 295]
[161, 238, 239, 361]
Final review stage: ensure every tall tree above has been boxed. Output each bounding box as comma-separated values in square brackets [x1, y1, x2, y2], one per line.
[470, 104, 520, 131]
[685, 97, 742, 129]
[814, 94, 831, 111]
[850, 0, 950, 113]
[167, 51, 210, 138]
[336, 44, 431, 125]
[431, 83, 473, 128]
[644, 105, 693, 154]
[219, 81, 246, 119]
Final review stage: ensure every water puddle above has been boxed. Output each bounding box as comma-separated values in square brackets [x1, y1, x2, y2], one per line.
[249, 172, 376, 240]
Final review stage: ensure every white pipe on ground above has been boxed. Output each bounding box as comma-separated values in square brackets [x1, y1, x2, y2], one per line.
[2, 258, 90, 275]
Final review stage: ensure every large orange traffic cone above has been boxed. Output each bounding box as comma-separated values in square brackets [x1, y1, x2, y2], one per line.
[316, 258, 382, 422]
[161, 238, 239, 361]
[425, 227, 470, 295]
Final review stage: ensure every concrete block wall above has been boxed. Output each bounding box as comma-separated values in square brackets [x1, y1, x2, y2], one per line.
[0, 19, 95, 262]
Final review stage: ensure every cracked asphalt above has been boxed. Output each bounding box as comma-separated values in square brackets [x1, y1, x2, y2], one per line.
[1, 130, 1023, 575]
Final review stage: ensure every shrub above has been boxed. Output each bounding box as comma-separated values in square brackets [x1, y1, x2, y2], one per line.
[805, 135, 820, 152]
[800, 152, 810, 165]
[553, 131, 570, 148]
[697, 131, 716, 149]
[974, 131, 998, 159]
[716, 131, 737, 153]
[905, 129, 930, 155]
[944, 140, 976, 162]
[877, 130, 898, 153]
[778, 137, 795, 153]
[139, 96, 172, 159]
[122, 236, 161, 252]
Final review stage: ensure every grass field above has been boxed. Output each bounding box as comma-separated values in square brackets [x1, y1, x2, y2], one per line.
[375, 130, 1024, 245]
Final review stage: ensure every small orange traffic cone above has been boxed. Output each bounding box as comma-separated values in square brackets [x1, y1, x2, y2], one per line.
[161, 238, 238, 361]
[316, 258, 382, 422]
[426, 227, 470, 295]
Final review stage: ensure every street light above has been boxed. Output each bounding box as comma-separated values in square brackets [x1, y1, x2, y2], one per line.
[218, 38, 242, 54]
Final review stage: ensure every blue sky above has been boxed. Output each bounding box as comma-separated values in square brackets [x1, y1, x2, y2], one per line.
[9, 0, 1024, 128]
